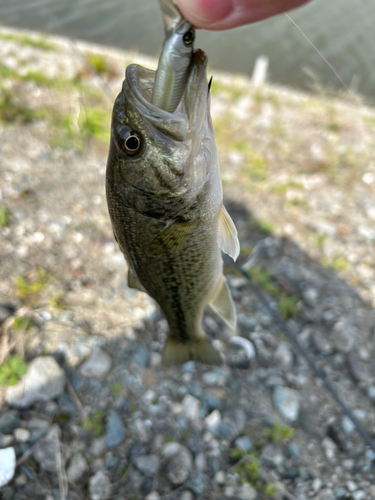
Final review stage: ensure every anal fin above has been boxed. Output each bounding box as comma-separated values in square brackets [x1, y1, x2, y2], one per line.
[218, 206, 240, 261]
[128, 269, 147, 294]
[209, 276, 236, 330]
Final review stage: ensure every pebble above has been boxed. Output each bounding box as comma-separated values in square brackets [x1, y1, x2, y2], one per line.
[186, 472, 210, 497]
[0, 434, 14, 448]
[134, 455, 159, 476]
[90, 437, 107, 457]
[89, 470, 111, 500]
[239, 483, 257, 500]
[145, 492, 160, 500]
[214, 470, 226, 485]
[334, 487, 347, 499]
[274, 341, 294, 367]
[131, 344, 149, 368]
[80, 348, 112, 378]
[182, 394, 201, 420]
[163, 443, 193, 485]
[14, 428, 31, 443]
[67, 452, 88, 483]
[0, 448, 16, 487]
[6, 356, 66, 408]
[32, 425, 65, 473]
[234, 436, 253, 453]
[179, 492, 194, 500]
[273, 385, 300, 421]
[0, 412, 21, 434]
[106, 410, 125, 449]
[341, 415, 355, 434]
[352, 491, 366, 500]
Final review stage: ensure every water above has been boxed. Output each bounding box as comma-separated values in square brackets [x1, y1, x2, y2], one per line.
[0, 0, 374, 101]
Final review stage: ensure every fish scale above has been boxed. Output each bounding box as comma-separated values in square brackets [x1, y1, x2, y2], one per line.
[106, 6, 240, 366]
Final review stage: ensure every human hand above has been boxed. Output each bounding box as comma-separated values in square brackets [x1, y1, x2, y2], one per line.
[175, 0, 311, 30]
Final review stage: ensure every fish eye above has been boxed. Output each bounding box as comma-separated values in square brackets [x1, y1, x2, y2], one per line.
[183, 28, 195, 46]
[118, 128, 142, 156]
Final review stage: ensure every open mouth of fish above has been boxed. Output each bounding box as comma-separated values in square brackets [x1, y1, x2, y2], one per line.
[124, 49, 208, 143]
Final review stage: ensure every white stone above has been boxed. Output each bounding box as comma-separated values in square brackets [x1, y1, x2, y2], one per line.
[0, 448, 16, 487]
[67, 452, 88, 483]
[6, 356, 66, 408]
[80, 348, 112, 378]
[14, 428, 31, 443]
[182, 394, 200, 420]
[89, 470, 111, 500]
[273, 386, 300, 422]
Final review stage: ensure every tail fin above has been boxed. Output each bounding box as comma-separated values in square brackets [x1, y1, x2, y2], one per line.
[163, 337, 222, 367]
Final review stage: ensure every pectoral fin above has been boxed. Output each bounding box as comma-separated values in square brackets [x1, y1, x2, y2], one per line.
[148, 219, 198, 256]
[209, 277, 236, 330]
[218, 206, 240, 261]
[128, 269, 147, 293]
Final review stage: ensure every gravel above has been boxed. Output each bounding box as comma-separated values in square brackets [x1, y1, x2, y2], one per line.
[0, 26, 375, 500]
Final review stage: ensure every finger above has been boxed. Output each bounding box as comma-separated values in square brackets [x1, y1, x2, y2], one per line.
[176, 0, 310, 30]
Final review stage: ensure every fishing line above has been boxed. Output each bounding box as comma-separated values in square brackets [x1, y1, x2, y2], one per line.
[284, 12, 356, 99]
[234, 261, 375, 454]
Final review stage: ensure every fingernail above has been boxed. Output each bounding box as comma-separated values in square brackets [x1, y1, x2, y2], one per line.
[176, 0, 234, 26]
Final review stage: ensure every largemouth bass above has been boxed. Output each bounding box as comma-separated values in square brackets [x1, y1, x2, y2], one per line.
[106, 49, 240, 366]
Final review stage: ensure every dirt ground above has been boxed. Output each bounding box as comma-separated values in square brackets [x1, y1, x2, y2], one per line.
[0, 28, 375, 500]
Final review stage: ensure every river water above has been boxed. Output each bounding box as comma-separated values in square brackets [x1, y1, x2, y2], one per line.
[0, 0, 374, 101]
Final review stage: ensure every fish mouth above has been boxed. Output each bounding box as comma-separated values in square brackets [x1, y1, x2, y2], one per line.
[125, 49, 208, 142]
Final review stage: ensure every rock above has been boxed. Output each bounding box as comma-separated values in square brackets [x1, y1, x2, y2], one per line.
[80, 348, 112, 378]
[316, 489, 335, 500]
[14, 428, 31, 443]
[0, 434, 14, 448]
[163, 442, 193, 485]
[352, 491, 366, 500]
[90, 437, 107, 457]
[182, 394, 201, 420]
[285, 442, 300, 459]
[239, 483, 257, 500]
[341, 415, 355, 434]
[0, 448, 16, 487]
[134, 455, 159, 476]
[131, 344, 149, 368]
[186, 472, 210, 497]
[222, 409, 247, 439]
[274, 342, 294, 367]
[195, 452, 207, 472]
[67, 452, 88, 483]
[234, 436, 253, 453]
[145, 492, 160, 500]
[33, 425, 67, 473]
[106, 410, 125, 449]
[89, 470, 111, 500]
[179, 492, 194, 500]
[214, 470, 226, 485]
[5, 356, 66, 408]
[273, 386, 300, 422]
[0, 412, 21, 434]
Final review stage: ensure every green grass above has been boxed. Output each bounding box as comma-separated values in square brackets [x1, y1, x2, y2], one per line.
[277, 296, 299, 319]
[271, 181, 304, 195]
[250, 219, 275, 234]
[14, 267, 50, 305]
[83, 410, 105, 436]
[0, 32, 55, 51]
[0, 355, 28, 386]
[0, 89, 46, 124]
[87, 53, 110, 76]
[0, 206, 10, 227]
[13, 315, 33, 331]
[209, 79, 244, 102]
[263, 421, 294, 443]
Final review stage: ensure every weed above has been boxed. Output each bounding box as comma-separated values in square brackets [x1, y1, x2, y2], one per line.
[278, 296, 299, 319]
[80, 107, 110, 142]
[249, 267, 280, 295]
[14, 267, 50, 305]
[87, 53, 110, 76]
[328, 121, 340, 133]
[322, 256, 350, 272]
[264, 421, 294, 443]
[209, 79, 244, 101]
[0, 206, 10, 227]
[83, 410, 105, 436]
[0, 355, 28, 386]
[50, 292, 66, 310]
[271, 182, 304, 195]
[13, 315, 33, 331]
[250, 219, 275, 234]
[112, 383, 122, 397]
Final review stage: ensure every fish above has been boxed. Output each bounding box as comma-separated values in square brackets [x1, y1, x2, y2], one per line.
[151, 0, 195, 113]
[105, 47, 240, 366]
